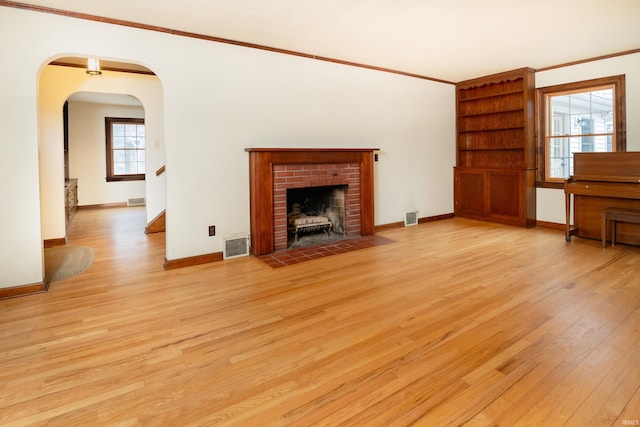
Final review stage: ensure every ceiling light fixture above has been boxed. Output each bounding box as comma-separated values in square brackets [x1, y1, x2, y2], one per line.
[86, 58, 102, 76]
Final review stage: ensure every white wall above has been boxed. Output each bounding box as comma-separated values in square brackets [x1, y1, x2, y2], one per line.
[0, 19, 42, 287]
[536, 52, 640, 224]
[156, 40, 454, 261]
[68, 101, 146, 206]
[0, 6, 454, 288]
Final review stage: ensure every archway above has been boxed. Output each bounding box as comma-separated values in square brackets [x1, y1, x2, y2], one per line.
[38, 56, 166, 277]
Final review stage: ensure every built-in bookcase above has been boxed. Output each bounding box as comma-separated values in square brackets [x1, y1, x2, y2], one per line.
[454, 68, 536, 227]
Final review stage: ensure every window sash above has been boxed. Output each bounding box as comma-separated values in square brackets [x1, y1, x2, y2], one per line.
[106, 117, 145, 182]
[536, 75, 625, 188]
[544, 85, 615, 182]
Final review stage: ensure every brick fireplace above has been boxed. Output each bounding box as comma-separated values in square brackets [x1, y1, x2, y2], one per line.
[246, 148, 378, 256]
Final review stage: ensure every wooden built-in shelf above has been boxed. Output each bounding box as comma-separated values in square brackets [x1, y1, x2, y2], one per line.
[454, 68, 536, 228]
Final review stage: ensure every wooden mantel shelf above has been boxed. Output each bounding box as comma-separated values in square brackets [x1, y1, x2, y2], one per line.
[245, 148, 379, 152]
[246, 148, 379, 256]
[245, 148, 380, 165]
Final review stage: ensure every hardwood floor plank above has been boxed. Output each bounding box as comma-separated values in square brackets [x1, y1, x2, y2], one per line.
[521, 306, 640, 425]
[614, 385, 640, 426]
[1, 207, 640, 425]
[567, 320, 640, 426]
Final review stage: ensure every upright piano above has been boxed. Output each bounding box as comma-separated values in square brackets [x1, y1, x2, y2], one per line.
[565, 152, 640, 244]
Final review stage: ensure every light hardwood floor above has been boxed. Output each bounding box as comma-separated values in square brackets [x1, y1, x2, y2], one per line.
[1, 206, 639, 426]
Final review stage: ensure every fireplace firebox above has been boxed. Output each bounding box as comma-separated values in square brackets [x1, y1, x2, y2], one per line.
[287, 184, 347, 247]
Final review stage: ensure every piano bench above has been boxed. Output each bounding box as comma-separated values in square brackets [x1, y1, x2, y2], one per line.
[601, 207, 640, 248]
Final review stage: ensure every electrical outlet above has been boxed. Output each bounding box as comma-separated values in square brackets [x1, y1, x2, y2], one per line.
[208, 225, 216, 236]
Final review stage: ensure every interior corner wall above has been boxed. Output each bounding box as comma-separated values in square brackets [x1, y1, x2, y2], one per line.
[0, 6, 454, 288]
[535, 52, 640, 224]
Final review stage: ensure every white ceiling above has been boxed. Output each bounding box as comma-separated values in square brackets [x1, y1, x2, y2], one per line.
[67, 92, 142, 107]
[19, 0, 640, 82]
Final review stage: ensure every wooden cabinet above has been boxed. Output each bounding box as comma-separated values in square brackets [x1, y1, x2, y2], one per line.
[65, 179, 78, 225]
[454, 68, 536, 227]
[455, 168, 535, 227]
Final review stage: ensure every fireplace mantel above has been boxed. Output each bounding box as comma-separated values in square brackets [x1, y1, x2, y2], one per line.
[246, 148, 378, 256]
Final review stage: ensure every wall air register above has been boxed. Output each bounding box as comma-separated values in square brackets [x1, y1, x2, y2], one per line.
[404, 210, 419, 226]
[127, 197, 145, 207]
[223, 235, 250, 259]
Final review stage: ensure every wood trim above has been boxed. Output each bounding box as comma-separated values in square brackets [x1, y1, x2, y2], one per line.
[375, 221, 404, 231]
[105, 117, 145, 182]
[44, 237, 66, 248]
[248, 150, 273, 255]
[247, 148, 378, 256]
[360, 153, 375, 236]
[536, 74, 626, 186]
[155, 165, 165, 176]
[456, 67, 536, 89]
[106, 175, 145, 182]
[536, 220, 564, 230]
[374, 213, 455, 231]
[0, 282, 48, 300]
[536, 48, 640, 72]
[145, 210, 166, 234]
[420, 213, 455, 224]
[246, 148, 379, 153]
[0, 1, 454, 85]
[78, 202, 128, 209]
[163, 252, 223, 270]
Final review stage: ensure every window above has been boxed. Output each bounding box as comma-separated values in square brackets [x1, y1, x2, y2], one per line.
[105, 117, 146, 182]
[537, 75, 625, 187]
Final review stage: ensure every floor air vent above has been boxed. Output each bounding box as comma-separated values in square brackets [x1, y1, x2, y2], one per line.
[223, 235, 250, 259]
[127, 197, 146, 207]
[404, 210, 419, 226]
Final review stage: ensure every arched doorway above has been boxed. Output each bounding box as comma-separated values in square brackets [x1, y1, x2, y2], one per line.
[38, 56, 166, 281]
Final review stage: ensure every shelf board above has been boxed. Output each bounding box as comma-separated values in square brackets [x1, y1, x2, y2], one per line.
[457, 89, 524, 102]
[458, 147, 525, 151]
[458, 126, 525, 133]
[458, 108, 524, 118]
[455, 166, 528, 173]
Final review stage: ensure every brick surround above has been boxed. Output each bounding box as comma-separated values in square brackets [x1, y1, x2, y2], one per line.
[273, 163, 361, 251]
[246, 148, 377, 256]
